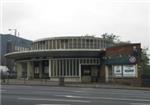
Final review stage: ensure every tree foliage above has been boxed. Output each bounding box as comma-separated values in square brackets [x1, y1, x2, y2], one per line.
[141, 48, 150, 65]
[100, 33, 150, 65]
[142, 49, 150, 75]
[101, 33, 120, 43]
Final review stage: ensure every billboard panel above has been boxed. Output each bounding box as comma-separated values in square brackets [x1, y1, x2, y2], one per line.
[113, 65, 122, 77]
[123, 65, 136, 77]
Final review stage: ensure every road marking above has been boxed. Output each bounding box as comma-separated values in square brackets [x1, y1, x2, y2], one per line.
[66, 95, 77, 98]
[55, 95, 150, 102]
[130, 103, 150, 105]
[93, 97, 150, 102]
[55, 95, 81, 98]
[36, 104, 71, 105]
[78, 90, 150, 97]
[73, 91, 84, 93]
[0, 90, 7, 92]
[18, 97, 90, 103]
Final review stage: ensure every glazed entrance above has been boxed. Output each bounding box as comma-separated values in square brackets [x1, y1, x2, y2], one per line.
[33, 60, 49, 79]
[81, 65, 100, 82]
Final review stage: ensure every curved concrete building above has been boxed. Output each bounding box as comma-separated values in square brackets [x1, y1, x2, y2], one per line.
[5, 36, 114, 82]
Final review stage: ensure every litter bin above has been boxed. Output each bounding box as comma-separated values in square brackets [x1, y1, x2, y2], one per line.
[59, 76, 64, 86]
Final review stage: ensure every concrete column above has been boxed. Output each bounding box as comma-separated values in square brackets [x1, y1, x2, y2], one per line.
[48, 41, 50, 49]
[71, 59, 74, 76]
[49, 59, 51, 78]
[51, 60, 54, 77]
[79, 62, 82, 82]
[52, 40, 53, 49]
[16, 62, 23, 79]
[62, 59, 64, 76]
[92, 39, 93, 49]
[54, 60, 56, 77]
[72, 39, 73, 49]
[27, 61, 34, 80]
[58, 59, 61, 76]
[76, 38, 78, 48]
[55, 40, 57, 49]
[85, 39, 87, 49]
[81, 38, 83, 48]
[65, 59, 67, 76]
[68, 59, 71, 76]
[105, 66, 109, 83]
[56, 60, 58, 76]
[97, 39, 101, 49]
[39, 61, 43, 78]
[75, 59, 77, 76]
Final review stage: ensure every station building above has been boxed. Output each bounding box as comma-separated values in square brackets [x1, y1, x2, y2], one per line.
[5, 36, 142, 85]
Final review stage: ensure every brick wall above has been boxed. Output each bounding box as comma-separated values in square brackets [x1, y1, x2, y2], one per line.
[104, 43, 142, 86]
[106, 43, 141, 57]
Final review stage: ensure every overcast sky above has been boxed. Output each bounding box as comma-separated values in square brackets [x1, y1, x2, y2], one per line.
[0, 0, 150, 53]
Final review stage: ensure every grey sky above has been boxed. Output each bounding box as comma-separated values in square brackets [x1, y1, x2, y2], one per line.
[0, 0, 150, 53]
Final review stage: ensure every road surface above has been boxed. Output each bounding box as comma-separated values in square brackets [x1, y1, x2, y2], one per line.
[1, 85, 150, 105]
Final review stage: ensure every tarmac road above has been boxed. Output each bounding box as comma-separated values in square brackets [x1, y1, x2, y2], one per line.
[1, 85, 150, 105]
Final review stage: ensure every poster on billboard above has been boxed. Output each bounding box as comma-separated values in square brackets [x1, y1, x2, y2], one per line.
[113, 65, 122, 77]
[123, 65, 137, 77]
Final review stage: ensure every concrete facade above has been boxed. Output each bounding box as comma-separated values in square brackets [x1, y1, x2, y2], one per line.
[104, 43, 142, 86]
[5, 36, 142, 85]
[5, 36, 113, 82]
[0, 34, 32, 71]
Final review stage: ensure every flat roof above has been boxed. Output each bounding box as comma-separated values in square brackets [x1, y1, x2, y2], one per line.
[33, 36, 104, 43]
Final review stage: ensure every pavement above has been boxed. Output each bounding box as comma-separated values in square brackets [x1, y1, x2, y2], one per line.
[1, 79, 150, 91]
[1, 85, 150, 105]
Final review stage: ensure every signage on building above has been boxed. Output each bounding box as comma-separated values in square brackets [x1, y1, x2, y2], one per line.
[123, 65, 136, 77]
[83, 69, 91, 75]
[113, 65, 122, 77]
[129, 56, 136, 63]
[113, 65, 137, 78]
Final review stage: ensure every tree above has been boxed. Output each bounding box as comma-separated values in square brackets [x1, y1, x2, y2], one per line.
[141, 48, 150, 65]
[141, 48, 150, 76]
[101, 33, 120, 43]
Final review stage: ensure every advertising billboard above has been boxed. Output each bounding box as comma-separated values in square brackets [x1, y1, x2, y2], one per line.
[123, 65, 137, 77]
[113, 65, 122, 77]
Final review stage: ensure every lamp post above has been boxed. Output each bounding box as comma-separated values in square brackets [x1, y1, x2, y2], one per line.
[8, 29, 17, 36]
[8, 29, 18, 52]
[8, 29, 19, 80]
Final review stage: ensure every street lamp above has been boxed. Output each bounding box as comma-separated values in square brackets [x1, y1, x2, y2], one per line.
[8, 29, 18, 52]
[8, 29, 17, 36]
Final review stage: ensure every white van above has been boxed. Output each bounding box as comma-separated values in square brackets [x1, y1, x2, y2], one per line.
[0, 66, 9, 75]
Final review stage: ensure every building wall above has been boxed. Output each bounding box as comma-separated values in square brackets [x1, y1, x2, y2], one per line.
[0, 34, 32, 70]
[15, 58, 101, 82]
[0, 35, 1, 65]
[5, 35, 143, 85]
[49, 58, 100, 77]
[105, 43, 142, 86]
[32, 36, 114, 50]
[5, 36, 114, 82]
[106, 44, 141, 56]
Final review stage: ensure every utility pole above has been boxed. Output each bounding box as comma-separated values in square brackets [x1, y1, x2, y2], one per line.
[8, 29, 19, 78]
[8, 29, 18, 52]
[8, 29, 17, 36]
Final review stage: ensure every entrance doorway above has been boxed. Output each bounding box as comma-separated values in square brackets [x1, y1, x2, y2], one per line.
[33, 60, 49, 79]
[81, 65, 100, 82]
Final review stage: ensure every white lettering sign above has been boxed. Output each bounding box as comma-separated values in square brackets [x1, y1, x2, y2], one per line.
[123, 65, 136, 77]
[113, 65, 122, 77]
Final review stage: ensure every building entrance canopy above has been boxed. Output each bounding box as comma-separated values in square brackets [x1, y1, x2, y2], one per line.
[5, 49, 103, 60]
